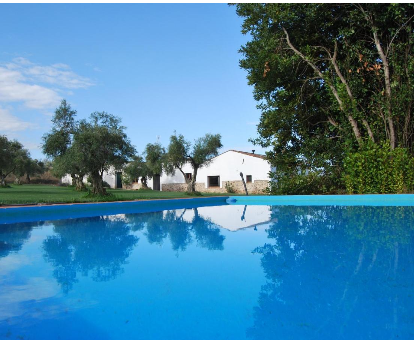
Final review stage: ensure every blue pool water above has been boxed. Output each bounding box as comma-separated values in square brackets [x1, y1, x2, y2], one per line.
[0, 198, 413, 339]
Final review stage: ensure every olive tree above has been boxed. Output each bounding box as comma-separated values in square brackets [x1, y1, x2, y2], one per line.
[13, 152, 38, 185]
[72, 112, 135, 195]
[167, 133, 222, 192]
[122, 155, 151, 189]
[145, 143, 167, 177]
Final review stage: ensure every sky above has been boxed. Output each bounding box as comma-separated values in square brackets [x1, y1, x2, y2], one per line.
[0, 4, 265, 160]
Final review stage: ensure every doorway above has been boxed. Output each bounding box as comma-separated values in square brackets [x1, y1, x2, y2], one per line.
[153, 174, 161, 191]
[115, 172, 123, 189]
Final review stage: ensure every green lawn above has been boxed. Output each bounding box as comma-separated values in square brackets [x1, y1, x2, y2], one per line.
[0, 184, 233, 205]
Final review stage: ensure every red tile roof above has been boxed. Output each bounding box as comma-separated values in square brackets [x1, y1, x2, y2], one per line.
[227, 150, 266, 160]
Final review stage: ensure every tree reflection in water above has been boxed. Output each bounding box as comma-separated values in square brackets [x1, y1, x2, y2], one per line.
[43, 215, 138, 293]
[0, 221, 44, 258]
[43, 207, 225, 293]
[248, 205, 414, 340]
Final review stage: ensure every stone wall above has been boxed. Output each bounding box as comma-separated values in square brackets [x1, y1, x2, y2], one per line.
[161, 180, 269, 194]
[222, 180, 269, 194]
[123, 182, 150, 190]
[161, 183, 189, 192]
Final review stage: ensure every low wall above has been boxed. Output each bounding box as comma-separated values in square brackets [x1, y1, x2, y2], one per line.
[162, 180, 269, 194]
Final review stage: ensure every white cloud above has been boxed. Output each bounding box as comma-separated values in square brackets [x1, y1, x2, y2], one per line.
[0, 277, 60, 320]
[0, 57, 94, 109]
[0, 69, 60, 109]
[24, 64, 94, 89]
[0, 107, 35, 132]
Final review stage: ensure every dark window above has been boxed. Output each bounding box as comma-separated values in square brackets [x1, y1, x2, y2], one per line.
[246, 175, 252, 183]
[185, 173, 192, 180]
[208, 176, 220, 187]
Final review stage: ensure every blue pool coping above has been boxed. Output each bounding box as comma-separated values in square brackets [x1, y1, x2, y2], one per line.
[2, 194, 414, 225]
[226, 194, 414, 206]
[0, 197, 229, 225]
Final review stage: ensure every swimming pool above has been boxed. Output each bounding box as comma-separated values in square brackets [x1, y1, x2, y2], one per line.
[0, 196, 413, 339]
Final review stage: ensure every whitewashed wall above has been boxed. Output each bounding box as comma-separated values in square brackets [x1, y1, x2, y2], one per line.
[61, 167, 118, 188]
[175, 205, 273, 231]
[61, 151, 271, 191]
[145, 150, 271, 190]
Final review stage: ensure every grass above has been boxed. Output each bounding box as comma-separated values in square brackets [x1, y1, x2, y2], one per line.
[0, 184, 234, 205]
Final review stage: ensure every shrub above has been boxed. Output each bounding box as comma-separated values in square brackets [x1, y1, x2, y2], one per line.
[269, 170, 340, 195]
[225, 182, 236, 193]
[343, 143, 414, 194]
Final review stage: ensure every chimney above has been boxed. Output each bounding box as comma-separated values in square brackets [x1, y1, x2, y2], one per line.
[252, 150, 255, 154]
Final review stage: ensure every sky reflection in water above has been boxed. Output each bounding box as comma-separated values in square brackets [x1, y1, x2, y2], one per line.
[0, 204, 413, 339]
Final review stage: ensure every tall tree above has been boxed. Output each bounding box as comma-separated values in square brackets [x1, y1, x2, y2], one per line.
[42, 100, 86, 191]
[145, 142, 167, 178]
[167, 133, 222, 192]
[235, 4, 414, 191]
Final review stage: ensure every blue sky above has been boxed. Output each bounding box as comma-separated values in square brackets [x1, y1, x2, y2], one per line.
[0, 4, 264, 160]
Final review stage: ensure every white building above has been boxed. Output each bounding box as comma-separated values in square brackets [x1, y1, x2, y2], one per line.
[137, 150, 271, 194]
[62, 150, 272, 194]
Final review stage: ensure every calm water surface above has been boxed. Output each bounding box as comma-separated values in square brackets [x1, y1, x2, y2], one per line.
[0, 205, 413, 339]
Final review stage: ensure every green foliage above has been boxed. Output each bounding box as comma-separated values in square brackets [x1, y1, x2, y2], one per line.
[43, 101, 135, 196]
[192, 134, 223, 167]
[122, 155, 150, 186]
[14, 158, 45, 184]
[145, 143, 169, 177]
[166, 132, 222, 192]
[43, 100, 77, 157]
[73, 112, 136, 195]
[42, 100, 86, 191]
[269, 170, 342, 195]
[343, 144, 414, 194]
[167, 133, 191, 172]
[225, 182, 236, 194]
[234, 4, 414, 193]
[0, 136, 31, 186]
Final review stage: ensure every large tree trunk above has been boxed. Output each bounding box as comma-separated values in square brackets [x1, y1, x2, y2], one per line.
[187, 167, 198, 193]
[372, 29, 396, 149]
[26, 173, 31, 184]
[91, 171, 106, 196]
[72, 174, 86, 191]
[177, 167, 192, 191]
[140, 176, 149, 189]
[1, 174, 6, 187]
[76, 175, 86, 191]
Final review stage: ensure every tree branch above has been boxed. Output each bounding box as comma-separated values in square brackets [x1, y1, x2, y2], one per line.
[282, 27, 362, 144]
